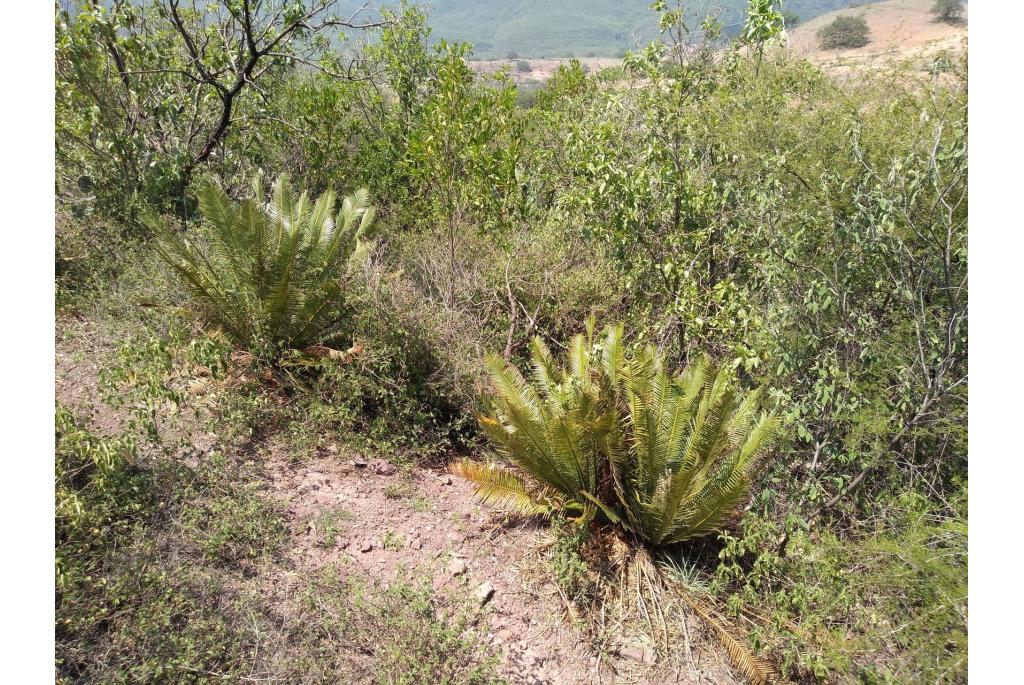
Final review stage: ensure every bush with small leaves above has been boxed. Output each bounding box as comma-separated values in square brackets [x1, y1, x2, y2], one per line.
[817, 15, 870, 50]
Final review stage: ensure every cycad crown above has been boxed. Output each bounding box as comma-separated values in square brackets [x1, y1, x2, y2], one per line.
[147, 175, 377, 353]
[454, 321, 778, 546]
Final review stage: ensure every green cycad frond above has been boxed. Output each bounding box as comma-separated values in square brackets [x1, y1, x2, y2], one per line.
[450, 459, 555, 516]
[149, 175, 377, 356]
[611, 351, 778, 545]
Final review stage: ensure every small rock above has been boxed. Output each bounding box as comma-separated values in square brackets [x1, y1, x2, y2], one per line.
[620, 642, 654, 665]
[450, 559, 468, 577]
[437, 475, 453, 485]
[372, 459, 397, 476]
[411, 537, 423, 550]
[360, 540, 374, 553]
[475, 581, 495, 606]
[352, 458, 368, 468]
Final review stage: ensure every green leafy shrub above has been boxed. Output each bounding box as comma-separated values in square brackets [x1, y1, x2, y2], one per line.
[56, 404, 152, 599]
[455, 320, 778, 546]
[931, 0, 964, 24]
[99, 335, 184, 441]
[817, 15, 870, 50]
[56, 208, 130, 309]
[55, 406, 273, 684]
[147, 175, 378, 357]
[715, 491, 967, 682]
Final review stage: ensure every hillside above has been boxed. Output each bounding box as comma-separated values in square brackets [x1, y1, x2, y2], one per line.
[789, 0, 967, 69]
[420, 0, 886, 58]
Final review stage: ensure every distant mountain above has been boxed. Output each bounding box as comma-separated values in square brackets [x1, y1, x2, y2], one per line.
[82, 2, 887, 60]
[416, 1, 887, 58]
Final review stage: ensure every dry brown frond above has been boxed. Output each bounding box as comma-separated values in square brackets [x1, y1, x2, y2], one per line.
[681, 592, 788, 685]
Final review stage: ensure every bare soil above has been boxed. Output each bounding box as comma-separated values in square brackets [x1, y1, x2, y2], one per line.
[788, 0, 967, 75]
[470, 58, 621, 85]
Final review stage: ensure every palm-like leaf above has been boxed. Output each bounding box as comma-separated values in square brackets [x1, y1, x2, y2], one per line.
[146, 175, 377, 355]
[450, 460, 558, 516]
[611, 352, 779, 545]
[468, 325, 616, 513]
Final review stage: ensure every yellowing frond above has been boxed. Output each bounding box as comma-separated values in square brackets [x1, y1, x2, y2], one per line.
[450, 460, 553, 517]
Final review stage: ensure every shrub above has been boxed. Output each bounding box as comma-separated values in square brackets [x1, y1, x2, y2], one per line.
[817, 15, 870, 50]
[55, 404, 151, 598]
[454, 321, 778, 546]
[516, 60, 533, 73]
[56, 208, 129, 309]
[55, 406, 278, 684]
[147, 175, 377, 357]
[931, 0, 964, 24]
[715, 491, 967, 682]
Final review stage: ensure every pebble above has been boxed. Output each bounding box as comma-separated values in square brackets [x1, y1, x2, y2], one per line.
[475, 581, 495, 606]
[372, 459, 397, 475]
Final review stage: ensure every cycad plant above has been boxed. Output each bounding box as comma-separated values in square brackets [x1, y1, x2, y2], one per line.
[146, 175, 377, 355]
[455, 320, 778, 546]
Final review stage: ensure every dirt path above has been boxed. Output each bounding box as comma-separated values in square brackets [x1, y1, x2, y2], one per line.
[264, 452, 599, 683]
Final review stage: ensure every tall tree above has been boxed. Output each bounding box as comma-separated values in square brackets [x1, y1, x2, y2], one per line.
[57, 1, 388, 219]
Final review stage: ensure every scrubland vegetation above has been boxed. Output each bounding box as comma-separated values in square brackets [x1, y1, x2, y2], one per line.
[817, 14, 871, 48]
[56, 1, 966, 683]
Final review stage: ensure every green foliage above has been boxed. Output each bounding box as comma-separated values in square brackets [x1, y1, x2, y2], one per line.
[715, 492, 967, 682]
[56, 404, 151, 599]
[608, 346, 779, 544]
[56, 208, 131, 308]
[479, 325, 612, 500]
[99, 335, 184, 442]
[817, 15, 870, 49]
[550, 517, 594, 603]
[404, 40, 525, 237]
[458, 320, 778, 545]
[931, 0, 964, 24]
[56, 0, 372, 222]
[55, 405, 280, 684]
[56, 1, 968, 681]
[148, 175, 377, 356]
[740, 0, 786, 47]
